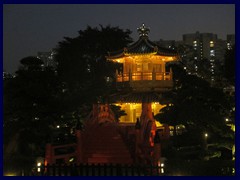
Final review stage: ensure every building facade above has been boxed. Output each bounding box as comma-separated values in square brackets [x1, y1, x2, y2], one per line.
[158, 32, 234, 85]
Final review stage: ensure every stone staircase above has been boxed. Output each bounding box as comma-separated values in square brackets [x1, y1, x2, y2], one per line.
[83, 122, 133, 164]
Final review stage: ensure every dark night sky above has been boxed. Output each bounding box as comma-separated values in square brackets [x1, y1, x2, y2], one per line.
[3, 4, 235, 73]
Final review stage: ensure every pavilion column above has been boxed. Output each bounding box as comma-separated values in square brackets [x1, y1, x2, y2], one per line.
[163, 63, 166, 80]
[152, 68, 156, 81]
[170, 67, 173, 80]
[115, 69, 119, 82]
[161, 64, 164, 80]
[129, 69, 132, 82]
[141, 102, 154, 120]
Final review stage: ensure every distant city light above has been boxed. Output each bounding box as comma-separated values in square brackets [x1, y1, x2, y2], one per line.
[69, 157, 75, 162]
[37, 162, 42, 172]
[161, 168, 164, 174]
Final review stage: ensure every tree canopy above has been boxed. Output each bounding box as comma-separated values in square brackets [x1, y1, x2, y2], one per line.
[55, 25, 132, 100]
[155, 64, 234, 148]
[4, 25, 133, 170]
[4, 56, 62, 172]
[224, 45, 235, 84]
[53, 25, 133, 125]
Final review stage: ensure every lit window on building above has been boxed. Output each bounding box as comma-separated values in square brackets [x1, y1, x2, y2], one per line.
[193, 41, 197, 46]
[227, 43, 232, 50]
[210, 50, 215, 56]
[34, 117, 39, 121]
[210, 41, 214, 47]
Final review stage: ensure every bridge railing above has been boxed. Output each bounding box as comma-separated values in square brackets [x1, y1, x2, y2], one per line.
[32, 163, 163, 176]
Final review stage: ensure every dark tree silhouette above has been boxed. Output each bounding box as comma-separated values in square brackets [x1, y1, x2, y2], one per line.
[224, 45, 235, 84]
[53, 25, 133, 116]
[155, 64, 234, 150]
[4, 56, 61, 170]
[4, 26, 133, 170]
[55, 25, 132, 99]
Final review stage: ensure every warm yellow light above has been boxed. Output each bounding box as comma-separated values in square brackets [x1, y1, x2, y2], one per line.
[161, 163, 164, 167]
[161, 168, 164, 174]
[155, 121, 162, 128]
[205, 133, 208, 137]
[37, 162, 41, 167]
[4, 173, 16, 176]
[232, 145, 235, 160]
[37, 168, 41, 172]
[69, 157, 75, 162]
[110, 53, 177, 64]
[115, 102, 166, 123]
[225, 118, 229, 122]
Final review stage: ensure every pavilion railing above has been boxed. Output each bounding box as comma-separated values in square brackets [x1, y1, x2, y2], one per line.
[31, 163, 164, 176]
[116, 72, 172, 82]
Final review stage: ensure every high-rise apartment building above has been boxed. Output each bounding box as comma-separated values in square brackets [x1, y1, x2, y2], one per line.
[155, 32, 234, 85]
[182, 32, 229, 83]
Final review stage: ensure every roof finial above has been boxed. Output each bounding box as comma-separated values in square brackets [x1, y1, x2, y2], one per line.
[137, 23, 150, 37]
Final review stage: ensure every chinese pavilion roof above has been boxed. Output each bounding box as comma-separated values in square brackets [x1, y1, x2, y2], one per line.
[107, 24, 179, 59]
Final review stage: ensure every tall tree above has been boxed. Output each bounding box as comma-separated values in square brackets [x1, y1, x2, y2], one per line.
[54, 25, 133, 105]
[155, 64, 234, 149]
[224, 45, 235, 84]
[4, 56, 61, 167]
